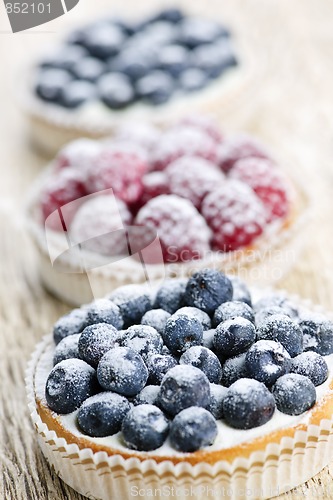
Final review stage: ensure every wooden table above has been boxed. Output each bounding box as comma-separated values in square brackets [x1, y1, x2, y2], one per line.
[1, 0, 333, 498]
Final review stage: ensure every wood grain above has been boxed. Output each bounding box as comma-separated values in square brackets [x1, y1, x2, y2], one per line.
[1, 0, 333, 498]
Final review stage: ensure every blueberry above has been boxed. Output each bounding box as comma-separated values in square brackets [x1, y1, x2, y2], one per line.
[193, 42, 237, 78]
[60, 80, 96, 108]
[175, 307, 211, 330]
[254, 295, 298, 319]
[223, 378, 276, 429]
[122, 325, 163, 360]
[40, 44, 88, 70]
[179, 18, 228, 48]
[35, 69, 72, 103]
[109, 285, 152, 328]
[136, 70, 175, 105]
[141, 309, 171, 335]
[184, 269, 233, 315]
[110, 48, 157, 81]
[45, 359, 97, 414]
[77, 392, 131, 437]
[71, 57, 106, 82]
[213, 301, 255, 327]
[255, 305, 294, 327]
[98, 72, 135, 109]
[97, 347, 148, 396]
[53, 308, 88, 345]
[82, 24, 125, 59]
[290, 351, 328, 386]
[257, 314, 303, 357]
[86, 299, 123, 329]
[158, 365, 210, 416]
[157, 44, 189, 77]
[220, 352, 248, 387]
[202, 329, 215, 350]
[121, 404, 169, 451]
[163, 314, 203, 355]
[180, 346, 222, 383]
[147, 353, 178, 385]
[208, 383, 228, 419]
[179, 68, 208, 92]
[149, 8, 184, 24]
[272, 374, 316, 416]
[169, 407, 217, 452]
[78, 323, 121, 368]
[245, 340, 291, 386]
[154, 279, 187, 314]
[133, 385, 160, 406]
[229, 276, 252, 306]
[213, 317, 256, 357]
[53, 334, 81, 365]
[299, 313, 333, 355]
[136, 21, 179, 48]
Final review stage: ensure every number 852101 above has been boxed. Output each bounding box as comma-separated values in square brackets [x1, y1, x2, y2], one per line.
[5, 2, 51, 14]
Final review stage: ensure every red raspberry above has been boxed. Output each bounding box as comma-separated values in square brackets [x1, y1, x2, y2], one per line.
[41, 169, 88, 230]
[151, 126, 218, 170]
[135, 194, 212, 263]
[115, 122, 161, 152]
[165, 156, 225, 209]
[201, 180, 267, 251]
[88, 144, 149, 205]
[55, 139, 103, 173]
[175, 115, 223, 142]
[141, 171, 170, 205]
[217, 134, 271, 173]
[230, 158, 290, 221]
[69, 194, 132, 256]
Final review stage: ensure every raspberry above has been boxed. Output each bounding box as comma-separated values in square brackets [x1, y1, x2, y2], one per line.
[166, 156, 224, 209]
[41, 169, 87, 230]
[201, 180, 267, 251]
[151, 126, 218, 170]
[140, 171, 170, 206]
[217, 134, 271, 173]
[115, 122, 161, 152]
[134, 194, 211, 263]
[69, 194, 132, 256]
[88, 143, 149, 205]
[55, 138, 103, 173]
[175, 115, 223, 142]
[230, 158, 290, 221]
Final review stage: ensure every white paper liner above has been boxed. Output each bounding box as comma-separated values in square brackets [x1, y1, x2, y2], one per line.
[25, 154, 311, 306]
[26, 291, 333, 500]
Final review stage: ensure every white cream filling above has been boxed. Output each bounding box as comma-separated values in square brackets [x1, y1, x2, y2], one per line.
[35, 338, 333, 457]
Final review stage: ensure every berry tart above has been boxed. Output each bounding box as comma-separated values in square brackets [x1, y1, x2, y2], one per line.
[23, 7, 252, 154]
[26, 117, 309, 305]
[27, 269, 333, 499]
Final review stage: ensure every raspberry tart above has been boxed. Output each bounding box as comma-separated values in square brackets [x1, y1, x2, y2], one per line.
[27, 270, 333, 499]
[23, 7, 252, 154]
[26, 117, 308, 305]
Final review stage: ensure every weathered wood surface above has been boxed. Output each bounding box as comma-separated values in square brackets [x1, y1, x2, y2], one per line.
[1, 0, 333, 498]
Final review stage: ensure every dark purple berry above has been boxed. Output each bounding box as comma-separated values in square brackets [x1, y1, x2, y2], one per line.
[184, 269, 233, 315]
[122, 325, 163, 360]
[154, 279, 187, 314]
[122, 404, 169, 451]
[53, 308, 88, 345]
[147, 353, 178, 385]
[257, 314, 303, 357]
[141, 308, 171, 335]
[245, 340, 291, 386]
[169, 407, 217, 452]
[53, 334, 81, 365]
[272, 374, 316, 415]
[213, 301, 255, 327]
[133, 385, 160, 406]
[78, 323, 121, 367]
[213, 317, 256, 357]
[220, 352, 248, 387]
[163, 314, 203, 355]
[208, 383, 228, 419]
[180, 346, 222, 383]
[290, 351, 328, 386]
[86, 298, 123, 329]
[109, 285, 152, 328]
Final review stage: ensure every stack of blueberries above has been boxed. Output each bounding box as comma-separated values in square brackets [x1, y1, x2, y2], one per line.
[46, 269, 333, 453]
[35, 8, 237, 109]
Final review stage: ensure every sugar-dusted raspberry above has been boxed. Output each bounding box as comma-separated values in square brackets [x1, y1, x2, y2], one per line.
[165, 156, 224, 209]
[217, 134, 271, 173]
[88, 143, 149, 205]
[174, 115, 223, 142]
[69, 194, 132, 256]
[115, 121, 162, 152]
[201, 180, 267, 251]
[230, 158, 290, 221]
[151, 126, 218, 171]
[41, 169, 88, 229]
[55, 138, 103, 173]
[134, 194, 211, 263]
[140, 171, 170, 207]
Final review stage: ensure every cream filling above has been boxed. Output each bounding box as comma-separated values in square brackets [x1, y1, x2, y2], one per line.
[35, 336, 333, 457]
